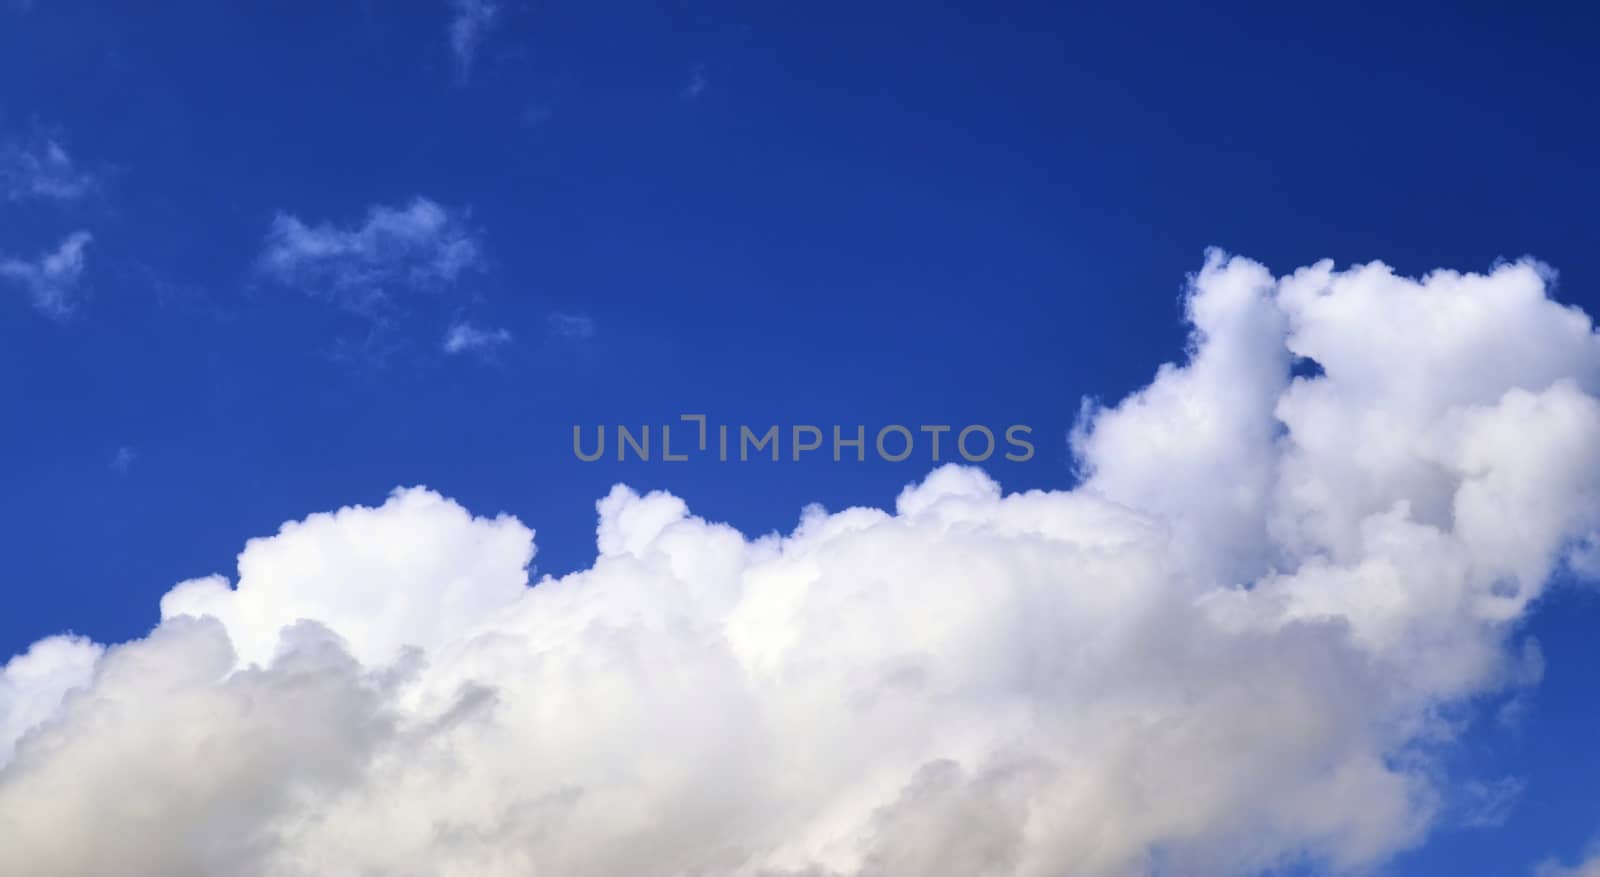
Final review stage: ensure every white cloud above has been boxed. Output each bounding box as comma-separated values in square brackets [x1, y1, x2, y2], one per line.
[257, 197, 484, 315]
[1455, 775, 1524, 829]
[547, 311, 595, 340]
[448, 0, 500, 82]
[110, 447, 135, 474]
[0, 230, 92, 318]
[4, 253, 1600, 876]
[0, 136, 96, 203]
[684, 64, 708, 100]
[0, 636, 102, 767]
[443, 320, 512, 354]
[1538, 850, 1600, 877]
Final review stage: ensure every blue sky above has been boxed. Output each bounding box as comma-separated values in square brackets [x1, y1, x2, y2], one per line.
[4, 2, 1600, 875]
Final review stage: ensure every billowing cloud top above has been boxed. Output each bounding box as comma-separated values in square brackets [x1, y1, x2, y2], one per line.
[3, 253, 1599, 876]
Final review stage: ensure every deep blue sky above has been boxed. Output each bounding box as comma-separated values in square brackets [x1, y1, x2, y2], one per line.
[3, 2, 1600, 872]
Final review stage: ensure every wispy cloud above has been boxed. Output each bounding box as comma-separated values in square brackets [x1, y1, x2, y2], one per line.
[110, 447, 136, 475]
[682, 63, 708, 100]
[0, 231, 92, 318]
[546, 311, 595, 340]
[1, 136, 97, 203]
[442, 321, 511, 355]
[1537, 848, 1600, 877]
[257, 197, 484, 316]
[447, 0, 500, 82]
[1454, 776, 1524, 829]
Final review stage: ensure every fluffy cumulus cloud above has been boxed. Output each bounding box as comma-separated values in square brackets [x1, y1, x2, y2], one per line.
[4, 252, 1600, 876]
[257, 197, 484, 315]
[0, 230, 92, 317]
[0, 636, 101, 766]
